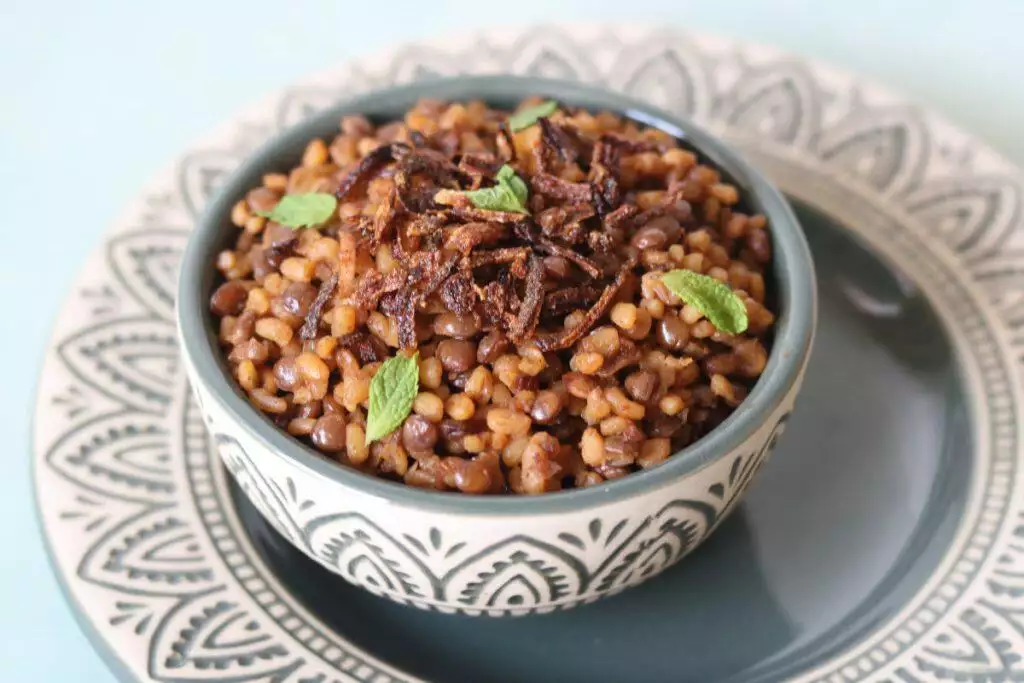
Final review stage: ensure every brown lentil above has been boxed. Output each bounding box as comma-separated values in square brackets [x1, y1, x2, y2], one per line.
[476, 331, 511, 364]
[436, 339, 477, 374]
[625, 369, 659, 403]
[638, 437, 672, 468]
[210, 281, 249, 317]
[433, 313, 480, 339]
[656, 315, 690, 350]
[311, 414, 346, 453]
[401, 414, 439, 454]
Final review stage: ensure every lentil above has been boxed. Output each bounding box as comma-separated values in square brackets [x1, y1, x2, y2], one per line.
[401, 414, 439, 454]
[211, 281, 249, 317]
[311, 414, 346, 453]
[625, 369, 659, 403]
[436, 339, 476, 374]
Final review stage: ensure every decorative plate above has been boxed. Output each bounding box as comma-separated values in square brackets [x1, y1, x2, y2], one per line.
[33, 25, 1024, 683]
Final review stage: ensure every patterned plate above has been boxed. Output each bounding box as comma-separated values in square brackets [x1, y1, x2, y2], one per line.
[33, 25, 1024, 683]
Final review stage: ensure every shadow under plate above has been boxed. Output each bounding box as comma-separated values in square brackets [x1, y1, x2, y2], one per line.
[231, 200, 971, 683]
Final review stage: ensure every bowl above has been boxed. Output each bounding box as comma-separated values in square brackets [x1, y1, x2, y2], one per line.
[177, 75, 816, 616]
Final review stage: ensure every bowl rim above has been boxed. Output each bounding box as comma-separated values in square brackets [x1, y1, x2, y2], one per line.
[177, 74, 816, 516]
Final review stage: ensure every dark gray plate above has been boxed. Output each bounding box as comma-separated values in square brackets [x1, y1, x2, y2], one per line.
[233, 200, 970, 683]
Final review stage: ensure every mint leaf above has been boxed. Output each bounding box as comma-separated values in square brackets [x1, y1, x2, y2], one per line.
[463, 185, 521, 213]
[661, 270, 749, 335]
[508, 100, 558, 132]
[463, 165, 530, 214]
[497, 164, 529, 206]
[365, 352, 420, 445]
[255, 192, 337, 229]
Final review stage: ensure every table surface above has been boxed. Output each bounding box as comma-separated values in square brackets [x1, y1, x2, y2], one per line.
[4, 1, 1023, 680]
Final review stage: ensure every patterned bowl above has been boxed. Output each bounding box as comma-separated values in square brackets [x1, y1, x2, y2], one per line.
[176, 75, 817, 616]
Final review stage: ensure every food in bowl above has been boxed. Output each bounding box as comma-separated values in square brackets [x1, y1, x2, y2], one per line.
[208, 97, 776, 495]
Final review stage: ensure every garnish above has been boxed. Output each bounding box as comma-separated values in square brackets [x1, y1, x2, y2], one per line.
[299, 273, 338, 341]
[256, 192, 337, 228]
[508, 100, 559, 132]
[365, 352, 420, 445]
[462, 164, 530, 214]
[661, 270, 749, 335]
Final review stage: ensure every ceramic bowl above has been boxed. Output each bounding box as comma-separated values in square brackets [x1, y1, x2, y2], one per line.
[176, 75, 816, 616]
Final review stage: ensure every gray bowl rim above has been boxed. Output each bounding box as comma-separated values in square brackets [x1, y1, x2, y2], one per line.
[177, 74, 816, 516]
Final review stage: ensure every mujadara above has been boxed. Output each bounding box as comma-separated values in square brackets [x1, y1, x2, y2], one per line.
[208, 97, 776, 495]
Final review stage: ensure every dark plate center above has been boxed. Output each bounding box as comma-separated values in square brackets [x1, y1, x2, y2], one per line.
[231, 200, 971, 682]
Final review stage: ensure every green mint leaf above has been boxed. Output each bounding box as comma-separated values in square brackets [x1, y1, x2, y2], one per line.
[661, 269, 749, 335]
[255, 192, 337, 228]
[508, 100, 558, 132]
[496, 164, 516, 185]
[497, 164, 529, 206]
[463, 165, 530, 214]
[365, 352, 420, 445]
[463, 185, 522, 213]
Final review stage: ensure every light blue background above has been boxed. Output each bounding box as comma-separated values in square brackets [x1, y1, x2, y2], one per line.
[3, 1, 1023, 680]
